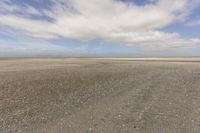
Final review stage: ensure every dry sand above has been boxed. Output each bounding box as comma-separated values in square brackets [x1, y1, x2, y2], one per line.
[0, 58, 200, 133]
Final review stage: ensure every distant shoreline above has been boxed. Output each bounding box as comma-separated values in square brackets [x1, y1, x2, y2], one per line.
[1, 57, 200, 62]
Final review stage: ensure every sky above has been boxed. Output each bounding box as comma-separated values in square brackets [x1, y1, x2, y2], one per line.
[0, 0, 200, 57]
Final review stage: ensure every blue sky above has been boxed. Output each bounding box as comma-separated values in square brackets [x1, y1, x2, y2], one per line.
[0, 0, 200, 57]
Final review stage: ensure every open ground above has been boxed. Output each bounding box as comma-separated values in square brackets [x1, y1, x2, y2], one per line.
[0, 58, 200, 133]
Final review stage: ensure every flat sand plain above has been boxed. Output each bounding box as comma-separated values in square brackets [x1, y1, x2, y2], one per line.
[1, 58, 200, 133]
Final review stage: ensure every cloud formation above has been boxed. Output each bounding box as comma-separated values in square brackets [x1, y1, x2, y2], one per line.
[0, 0, 200, 51]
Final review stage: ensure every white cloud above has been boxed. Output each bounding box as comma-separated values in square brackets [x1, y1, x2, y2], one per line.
[0, 40, 65, 51]
[0, 40, 88, 57]
[0, 0, 200, 51]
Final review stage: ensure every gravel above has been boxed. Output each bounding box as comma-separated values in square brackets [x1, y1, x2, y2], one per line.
[0, 59, 200, 133]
